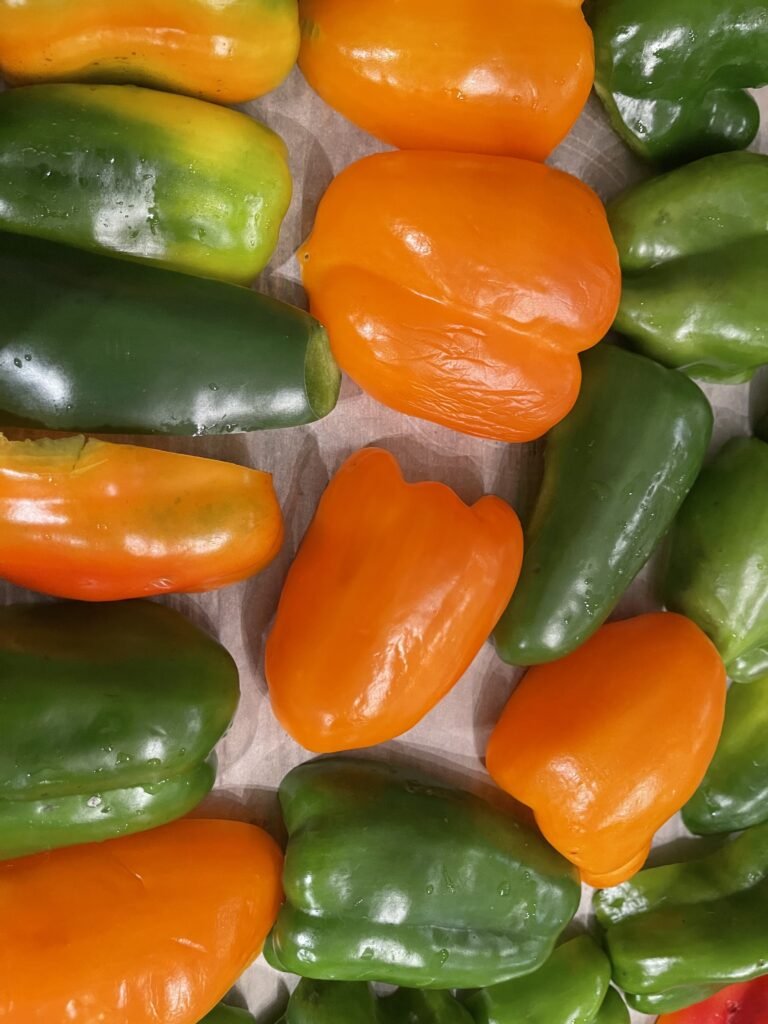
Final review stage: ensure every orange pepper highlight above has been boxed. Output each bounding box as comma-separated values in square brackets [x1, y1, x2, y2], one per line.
[0, 0, 299, 103]
[0, 819, 283, 1024]
[298, 0, 593, 159]
[0, 435, 283, 601]
[300, 152, 620, 444]
[266, 447, 523, 752]
[487, 612, 727, 888]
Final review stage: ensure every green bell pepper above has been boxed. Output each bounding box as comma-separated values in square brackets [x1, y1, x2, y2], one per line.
[666, 438, 768, 680]
[589, 0, 768, 165]
[0, 600, 238, 859]
[594, 822, 768, 1013]
[593, 990, 629, 1024]
[683, 680, 768, 835]
[276, 979, 473, 1023]
[0, 232, 339, 434]
[0, 83, 291, 283]
[201, 1007, 256, 1024]
[609, 153, 768, 383]
[494, 343, 712, 665]
[463, 935, 610, 1024]
[264, 757, 581, 989]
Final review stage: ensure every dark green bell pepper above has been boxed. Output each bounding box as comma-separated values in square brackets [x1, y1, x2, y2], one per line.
[264, 757, 580, 989]
[609, 153, 768, 383]
[276, 979, 473, 1023]
[594, 822, 768, 1013]
[201, 1007, 255, 1024]
[683, 680, 768, 835]
[589, 0, 768, 165]
[666, 438, 768, 681]
[0, 231, 339, 434]
[463, 935, 610, 1024]
[0, 600, 238, 859]
[494, 343, 712, 665]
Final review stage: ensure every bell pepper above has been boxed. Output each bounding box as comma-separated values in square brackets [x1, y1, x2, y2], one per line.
[657, 977, 768, 1024]
[266, 447, 523, 752]
[0, 232, 339, 435]
[300, 151, 620, 443]
[0, 0, 299, 104]
[594, 991, 630, 1024]
[666, 438, 768, 681]
[683, 680, 768, 835]
[202, 1008, 256, 1024]
[0, 434, 283, 601]
[493, 344, 712, 664]
[297, 0, 593, 159]
[0, 83, 291, 284]
[463, 935, 611, 1024]
[0, 600, 238, 859]
[488, 612, 726, 888]
[589, 0, 768, 165]
[277, 979, 473, 1023]
[609, 153, 768, 383]
[0, 818, 283, 1024]
[594, 822, 768, 1014]
[264, 757, 581, 988]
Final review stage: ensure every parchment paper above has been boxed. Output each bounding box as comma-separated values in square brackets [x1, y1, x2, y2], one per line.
[3, 69, 766, 1024]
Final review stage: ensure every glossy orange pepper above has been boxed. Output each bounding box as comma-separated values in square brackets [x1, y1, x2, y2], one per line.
[0, 435, 283, 601]
[0, 818, 283, 1024]
[487, 613, 727, 888]
[0, 0, 299, 103]
[266, 447, 523, 752]
[298, 0, 593, 159]
[300, 152, 620, 443]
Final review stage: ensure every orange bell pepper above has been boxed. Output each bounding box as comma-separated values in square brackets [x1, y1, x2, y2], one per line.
[300, 152, 620, 443]
[487, 612, 727, 887]
[0, 0, 299, 104]
[0, 819, 283, 1024]
[0, 434, 283, 601]
[266, 447, 523, 752]
[298, 0, 593, 159]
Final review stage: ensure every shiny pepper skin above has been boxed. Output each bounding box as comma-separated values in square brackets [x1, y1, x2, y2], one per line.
[0, 819, 283, 1024]
[300, 152, 620, 443]
[266, 447, 523, 752]
[487, 613, 727, 887]
[298, 0, 593, 159]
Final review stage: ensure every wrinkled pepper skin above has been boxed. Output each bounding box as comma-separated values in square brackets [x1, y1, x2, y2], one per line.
[0, 84, 291, 284]
[494, 345, 713, 665]
[298, 0, 592, 159]
[658, 977, 768, 1024]
[277, 979, 473, 1023]
[683, 680, 768, 835]
[0, 233, 339, 435]
[595, 822, 768, 1014]
[463, 936, 610, 1024]
[488, 613, 726, 888]
[300, 152, 620, 443]
[609, 153, 768, 383]
[0, 0, 299, 103]
[589, 0, 768, 165]
[666, 438, 768, 681]
[266, 447, 523, 752]
[0, 819, 283, 1024]
[0, 601, 238, 859]
[0, 434, 283, 601]
[201, 1008, 256, 1024]
[265, 757, 581, 989]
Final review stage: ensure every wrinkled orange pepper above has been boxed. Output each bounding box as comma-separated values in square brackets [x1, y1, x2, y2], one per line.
[0, 819, 283, 1024]
[266, 447, 523, 752]
[0, 435, 283, 601]
[300, 152, 620, 443]
[487, 613, 727, 888]
[298, 0, 593, 159]
[0, 0, 299, 103]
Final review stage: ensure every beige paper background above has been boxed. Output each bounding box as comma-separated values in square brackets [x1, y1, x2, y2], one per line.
[3, 70, 766, 1023]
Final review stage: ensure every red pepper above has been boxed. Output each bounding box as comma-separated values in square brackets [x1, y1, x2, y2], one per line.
[658, 978, 768, 1024]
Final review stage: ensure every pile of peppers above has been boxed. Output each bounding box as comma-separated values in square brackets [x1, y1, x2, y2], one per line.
[0, 1, 765, 1023]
